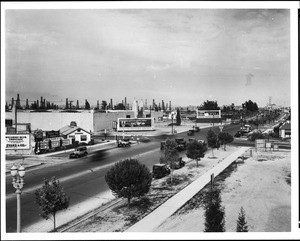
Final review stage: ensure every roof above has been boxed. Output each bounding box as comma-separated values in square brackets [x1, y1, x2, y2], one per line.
[59, 125, 90, 136]
[279, 122, 291, 130]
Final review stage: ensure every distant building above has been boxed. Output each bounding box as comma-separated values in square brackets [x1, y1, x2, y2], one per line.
[279, 122, 291, 139]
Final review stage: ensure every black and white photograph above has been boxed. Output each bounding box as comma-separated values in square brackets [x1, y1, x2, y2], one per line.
[1, 1, 299, 240]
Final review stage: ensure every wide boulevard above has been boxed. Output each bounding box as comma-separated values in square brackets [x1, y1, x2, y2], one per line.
[6, 124, 289, 232]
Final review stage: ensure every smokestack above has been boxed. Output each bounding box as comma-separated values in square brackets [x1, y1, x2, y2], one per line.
[97, 100, 100, 109]
[125, 97, 127, 110]
[169, 101, 171, 111]
[26, 99, 29, 109]
[66, 98, 68, 109]
[110, 99, 113, 109]
[16, 94, 21, 109]
[11, 98, 14, 109]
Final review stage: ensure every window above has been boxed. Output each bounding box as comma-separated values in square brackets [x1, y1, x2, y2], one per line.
[81, 135, 87, 141]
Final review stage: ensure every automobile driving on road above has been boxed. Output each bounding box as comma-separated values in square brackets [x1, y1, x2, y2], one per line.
[118, 139, 131, 147]
[69, 146, 88, 158]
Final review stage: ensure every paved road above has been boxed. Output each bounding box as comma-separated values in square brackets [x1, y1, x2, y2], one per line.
[6, 125, 227, 232]
[7, 123, 289, 232]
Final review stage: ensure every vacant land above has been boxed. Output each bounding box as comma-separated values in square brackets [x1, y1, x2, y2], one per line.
[154, 149, 291, 232]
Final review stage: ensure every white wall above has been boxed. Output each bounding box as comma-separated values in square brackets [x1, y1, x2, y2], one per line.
[6, 110, 94, 132]
[93, 110, 135, 132]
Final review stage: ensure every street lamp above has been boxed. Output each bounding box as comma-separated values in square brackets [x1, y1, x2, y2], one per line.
[219, 123, 224, 133]
[121, 121, 125, 139]
[10, 165, 26, 233]
[171, 113, 174, 135]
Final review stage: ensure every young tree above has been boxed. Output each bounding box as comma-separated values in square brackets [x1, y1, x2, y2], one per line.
[35, 177, 70, 232]
[217, 132, 234, 151]
[206, 129, 220, 158]
[186, 140, 207, 167]
[236, 207, 249, 232]
[204, 188, 225, 232]
[105, 158, 152, 208]
[176, 108, 181, 126]
[160, 138, 179, 184]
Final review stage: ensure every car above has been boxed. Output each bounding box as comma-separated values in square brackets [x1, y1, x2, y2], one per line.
[194, 126, 200, 132]
[187, 129, 195, 136]
[160, 141, 166, 150]
[175, 138, 187, 151]
[234, 131, 243, 137]
[118, 139, 131, 147]
[69, 146, 88, 158]
[170, 157, 185, 169]
[152, 163, 171, 179]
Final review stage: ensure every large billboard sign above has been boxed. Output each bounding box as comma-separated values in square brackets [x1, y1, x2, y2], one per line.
[196, 109, 222, 123]
[6, 134, 31, 150]
[117, 118, 154, 131]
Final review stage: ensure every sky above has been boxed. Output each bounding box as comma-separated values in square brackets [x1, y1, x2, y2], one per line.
[4, 6, 292, 108]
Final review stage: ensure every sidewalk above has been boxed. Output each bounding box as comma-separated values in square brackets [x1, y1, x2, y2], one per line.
[125, 147, 250, 232]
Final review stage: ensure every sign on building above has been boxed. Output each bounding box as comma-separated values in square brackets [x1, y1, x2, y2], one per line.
[196, 109, 222, 123]
[46, 130, 60, 139]
[117, 118, 154, 131]
[6, 134, 31, 150]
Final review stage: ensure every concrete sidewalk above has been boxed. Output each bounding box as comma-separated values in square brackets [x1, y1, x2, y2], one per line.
[125, 147, 250, 232]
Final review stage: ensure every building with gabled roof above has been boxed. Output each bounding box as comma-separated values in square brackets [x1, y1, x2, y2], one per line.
[59, 122, 91, 144]
[279, 122, 291, 139]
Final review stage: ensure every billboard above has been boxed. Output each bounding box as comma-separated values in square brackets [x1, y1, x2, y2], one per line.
[196, 109, 222, 123]
[117, 118, 154, 131]
[6, 134, 31, 150]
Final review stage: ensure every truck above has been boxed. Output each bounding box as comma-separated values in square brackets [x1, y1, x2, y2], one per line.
[240, 124, 251, 134]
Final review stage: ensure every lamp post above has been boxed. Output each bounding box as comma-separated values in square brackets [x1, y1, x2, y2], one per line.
[171, 113, 174, 135]
[10, 165, 26, 233]
[219, 123, 224, 133]
[121, 121, 125, 140]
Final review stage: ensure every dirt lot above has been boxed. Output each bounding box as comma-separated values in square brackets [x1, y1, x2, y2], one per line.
[154, 149, 291, 232]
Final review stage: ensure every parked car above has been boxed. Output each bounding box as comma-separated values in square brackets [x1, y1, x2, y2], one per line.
[187, 129, 195, 136]
[152, 163, 171, 179]
[194, 126, 200, 132]
[160, 141, 166, 150]
[234, 131, 243, 137]
[118, 139, 131, 147]
[175, 138, 187, 151]
[69, 146, 88, 158]
[170, 157, 185, 169]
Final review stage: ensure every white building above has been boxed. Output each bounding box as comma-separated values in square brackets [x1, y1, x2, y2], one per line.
[60, 124, 91, 144]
